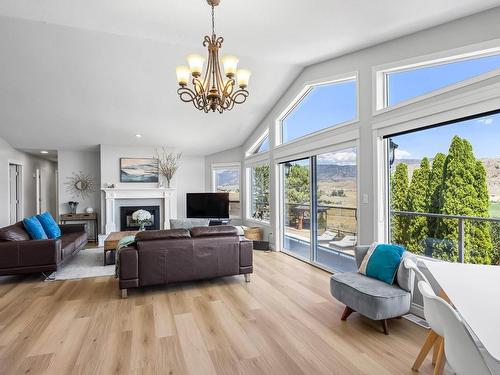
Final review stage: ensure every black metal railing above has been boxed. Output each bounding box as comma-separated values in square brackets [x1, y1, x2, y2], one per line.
[391, 210, 500, 263]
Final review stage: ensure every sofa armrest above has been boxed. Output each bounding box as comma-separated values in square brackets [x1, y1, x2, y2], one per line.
[0, 239, 61, 268]
[119, 247, 138, 282]
[354, 245, 370, 269]
[239, 239, 253, 268]
[60, 223, 87, 235]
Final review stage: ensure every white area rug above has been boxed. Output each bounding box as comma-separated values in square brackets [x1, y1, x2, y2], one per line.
[46, 247, 115, 281]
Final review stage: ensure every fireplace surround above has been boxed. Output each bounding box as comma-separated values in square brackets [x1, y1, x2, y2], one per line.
[102, 187, 177, 234]
[120, 206, 160, 231]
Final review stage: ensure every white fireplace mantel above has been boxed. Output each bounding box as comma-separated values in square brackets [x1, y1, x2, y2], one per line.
[101, 187, 177, 234]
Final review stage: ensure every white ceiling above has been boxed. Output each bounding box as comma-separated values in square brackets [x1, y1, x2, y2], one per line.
[1, 0, 500, 155]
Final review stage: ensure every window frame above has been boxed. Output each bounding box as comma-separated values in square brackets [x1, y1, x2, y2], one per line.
[373, 40, 500, 114]
[276, 72, 359, 147]
[246, 163, 271, 224]
[245, 129, 270, 157]
[211, 162, 241, 219]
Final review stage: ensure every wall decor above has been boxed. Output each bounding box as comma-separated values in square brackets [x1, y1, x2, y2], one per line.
[154, 148, 181, 188]
[65, 171, 96, 200]
[120, 158, 159, 183]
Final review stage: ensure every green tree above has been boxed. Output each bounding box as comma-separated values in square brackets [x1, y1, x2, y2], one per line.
[468, 159, 492, 264]
[405, 158, 430, 253]
[285, 164, 309, 204]
[285, 164, 310, 228]
[427, 153, 446, 238]
[436, 136, 492, 263]
[391, 163, 410, 246]
[252, 165, 270, 220]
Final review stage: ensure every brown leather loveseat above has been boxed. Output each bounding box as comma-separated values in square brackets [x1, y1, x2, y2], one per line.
[0, 221, 87, 276]
[118, 225, 253, 297]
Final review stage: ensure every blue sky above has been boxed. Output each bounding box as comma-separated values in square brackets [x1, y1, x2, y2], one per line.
[393, 113, 500, 160]
[283, 53, 500, 160]
[283, 80, 356, 143]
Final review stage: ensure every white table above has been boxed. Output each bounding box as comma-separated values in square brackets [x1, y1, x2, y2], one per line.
[422, 260, 500, 368]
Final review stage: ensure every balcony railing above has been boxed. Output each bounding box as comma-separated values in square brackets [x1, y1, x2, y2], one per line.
[391, 210, 500, 264]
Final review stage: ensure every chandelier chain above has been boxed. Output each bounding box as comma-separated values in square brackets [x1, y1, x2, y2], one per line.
[211, 4, 215, 36]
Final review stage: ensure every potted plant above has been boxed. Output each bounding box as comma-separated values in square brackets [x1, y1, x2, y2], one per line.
[132, 209, 152, 231]
[154, 147, 182, 188]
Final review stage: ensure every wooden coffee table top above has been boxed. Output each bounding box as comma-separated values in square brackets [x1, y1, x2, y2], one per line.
[104, 231, 139, 251]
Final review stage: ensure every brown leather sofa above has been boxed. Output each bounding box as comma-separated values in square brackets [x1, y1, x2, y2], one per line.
[118, 225, 253, 297]
[0, 221, 87, 276]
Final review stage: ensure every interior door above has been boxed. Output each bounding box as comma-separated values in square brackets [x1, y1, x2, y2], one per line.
[9, 164, 21, 224]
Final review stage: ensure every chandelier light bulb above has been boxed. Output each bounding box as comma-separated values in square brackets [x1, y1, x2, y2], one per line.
[237, 69, 251, 88]
[187, 54, 205, 76]
[175, 0, 249, 113]
[176, 65, 190, 86]
[221, 55, 239, 77]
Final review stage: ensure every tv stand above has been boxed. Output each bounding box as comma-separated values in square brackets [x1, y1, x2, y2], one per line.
[209, 219, 231, 226]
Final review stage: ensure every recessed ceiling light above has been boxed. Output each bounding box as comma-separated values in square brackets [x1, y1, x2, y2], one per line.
[135, 134, 142, 138]
[40, 150, 49, 154]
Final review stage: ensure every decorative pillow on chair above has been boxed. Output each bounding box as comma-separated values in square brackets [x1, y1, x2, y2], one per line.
[23, 216, 48, 240]
[358, 243, 405, 285]
[36, 211, 61, 239]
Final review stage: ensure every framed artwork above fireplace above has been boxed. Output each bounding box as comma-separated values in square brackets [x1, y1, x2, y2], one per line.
[120, 158, 159, 183]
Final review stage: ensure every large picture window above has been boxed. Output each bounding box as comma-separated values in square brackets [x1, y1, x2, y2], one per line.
[384, 52, 500, 107]
[281, 78, 357, 144]
[388, 111, 500, 265]
[249, 165, 270, 222]
[212, 164, 240, 218]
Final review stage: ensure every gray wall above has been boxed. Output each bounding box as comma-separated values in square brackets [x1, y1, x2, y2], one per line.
[58, 149, 100, 216]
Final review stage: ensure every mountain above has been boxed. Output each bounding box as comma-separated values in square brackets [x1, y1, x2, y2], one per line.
[317, 164, 356, 179]
[216, 170, 239, 187]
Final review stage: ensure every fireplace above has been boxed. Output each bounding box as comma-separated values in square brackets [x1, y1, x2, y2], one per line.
[120, 206, 160, 231]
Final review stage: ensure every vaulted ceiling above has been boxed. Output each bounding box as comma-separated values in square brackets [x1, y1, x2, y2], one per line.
[1, 0, 499, 155]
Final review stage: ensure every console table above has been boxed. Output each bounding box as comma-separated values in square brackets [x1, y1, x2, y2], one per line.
[60, 212, 98, 242]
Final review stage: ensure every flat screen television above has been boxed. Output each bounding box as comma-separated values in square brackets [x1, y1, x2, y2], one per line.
[186, 192, 229, 219]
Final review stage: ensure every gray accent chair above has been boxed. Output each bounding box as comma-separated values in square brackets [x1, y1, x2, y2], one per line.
[330, 245, 415, 334]
[169, 219, 210, 229]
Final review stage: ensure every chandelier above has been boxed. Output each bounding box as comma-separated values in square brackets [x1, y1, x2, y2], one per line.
[175, 0, 251, 113]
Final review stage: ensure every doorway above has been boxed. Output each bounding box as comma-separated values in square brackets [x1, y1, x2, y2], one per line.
[9, 163, 22, 224]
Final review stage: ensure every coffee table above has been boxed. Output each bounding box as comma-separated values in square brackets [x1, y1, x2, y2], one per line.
[103, 231, 139, 265]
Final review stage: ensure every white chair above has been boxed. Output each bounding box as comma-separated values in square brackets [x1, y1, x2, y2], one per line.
[418, 281, 491, 375]
[404, 259, 446, 374]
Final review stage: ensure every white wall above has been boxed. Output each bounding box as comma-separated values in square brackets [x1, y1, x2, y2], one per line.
[100, 145, 205, 219]
[57, 149, 100, 216]
[0, 136, 57, 227]
[237, 7, 500, 249]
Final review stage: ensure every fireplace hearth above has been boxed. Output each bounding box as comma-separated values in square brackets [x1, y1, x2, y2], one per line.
[120, 206, 160, 231]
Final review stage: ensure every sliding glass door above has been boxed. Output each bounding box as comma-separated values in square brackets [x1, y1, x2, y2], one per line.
[314, 149, 358, 271]
[280, 147, 358, 272]
[281, 158, 311, 260]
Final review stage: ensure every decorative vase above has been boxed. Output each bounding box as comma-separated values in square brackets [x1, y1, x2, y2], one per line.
[139, 222, 146, 231]
[68, 201, 79, 214]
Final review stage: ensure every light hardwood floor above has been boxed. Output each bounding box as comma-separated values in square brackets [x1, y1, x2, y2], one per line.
[0, 251, 446, 375]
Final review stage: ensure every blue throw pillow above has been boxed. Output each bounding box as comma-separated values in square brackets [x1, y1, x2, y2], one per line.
[37, 211, 61, 239]
[23, 216, 48, 240]
[359, 243, 405, 285]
